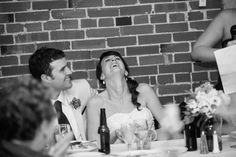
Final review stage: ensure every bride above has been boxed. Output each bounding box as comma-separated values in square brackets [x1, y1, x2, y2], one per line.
[87, 51, 180, 143]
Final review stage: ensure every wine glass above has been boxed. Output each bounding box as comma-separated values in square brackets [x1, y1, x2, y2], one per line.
[116, 123, 136, 152]
[54, 124, 71, 142]
[134, 119, 149, 150]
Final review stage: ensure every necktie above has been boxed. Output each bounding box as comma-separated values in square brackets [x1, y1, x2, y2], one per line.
[54, 100, 70, 124]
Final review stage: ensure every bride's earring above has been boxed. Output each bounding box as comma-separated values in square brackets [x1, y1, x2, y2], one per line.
[125, 71, 128, 81]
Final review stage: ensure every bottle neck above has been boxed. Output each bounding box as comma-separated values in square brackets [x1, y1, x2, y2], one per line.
[100, 108, 107, 126]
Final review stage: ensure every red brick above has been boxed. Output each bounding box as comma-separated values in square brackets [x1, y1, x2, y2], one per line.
[155, 3, 187, 13]
[88, 70, 96, 80]
[169, 13, 185, 22]
[173, 31, 202, 41]
[159, 84, 191, 95]
[99, 18, 114, 27]
[121, 25, 153, 35]
[0, 14, 14, 23]
[62, 20, 78, 29]
[105, 0, 137, 6]
[124, 57, 138, 66]
[192, 72, 208, 81]
[72, 71, 88, 80]
[159, 96, 174, 105]
[20, 54, 30, 64]
[175, 73, 190, 82]
[139, 55, 164, 65]
[150, 14, 167, 23]
[207, 10, 220, 19]
[193, 62, 217, 71]
[189, 0, 221, 10]
[140, 0, 171, 3]
[70, 0, 102, 8]
[0, 35, 13, 45]
[15, 11, 50, 22]
[65, 51, 91, 60]
[88, 8, 119, 17]
[134, 15, 148, 24]
[37, 41, 70, 50]
[51, 9, 86, 19]
[0, 2, 30, 12]
[174, 94, 188, 104]
[25, 23, 42, 32]
[174, 53, 192, 62]
[0, 56, 18, 66]
[127, 45, 159, 56]
[73, 60, 96, 70]
[72, 39, 106, 50]
[15, 32, 49, 43]
[91, 48, 125, 58]
[120, 5, 152, 16]
[134, 76, 149, 84]
[87, 28, 119, 37]
[150, 76, 157, 85]
[0, 25, 4, 34]
[188, 11, 203, 21]
[210, 71, 219, 81]
[50, 30, 84, 40]
[190, 21, 211, 30]
[6, 23, 24, 33]
[156, 22, 188, 33]
[43, 21, 61, 30]
[160, 43, 189, 53]
[138, 34, 171, 45]
[158, 74, 174, 84]
[32, 0, 67, 10]
[159, 63, 192, 73]
[1, 44, 35, 55]
[107, 36, 136, 47]
[116, 16, 132, 26]
[2, 65, 29, 76]
[81, 19, 97, 28]
[130, 66, 157, 76]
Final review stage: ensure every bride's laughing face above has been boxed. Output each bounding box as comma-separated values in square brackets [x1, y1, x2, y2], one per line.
[101, 55, 126, 79]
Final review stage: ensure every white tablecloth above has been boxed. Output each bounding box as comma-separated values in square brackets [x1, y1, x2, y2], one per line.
[68, 136, 236, 157]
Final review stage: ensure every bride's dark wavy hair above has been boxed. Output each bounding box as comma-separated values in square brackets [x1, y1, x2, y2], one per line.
[96, 51, 141, 109]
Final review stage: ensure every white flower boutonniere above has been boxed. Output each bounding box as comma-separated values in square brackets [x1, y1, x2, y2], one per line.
[70, 97, 81, 109]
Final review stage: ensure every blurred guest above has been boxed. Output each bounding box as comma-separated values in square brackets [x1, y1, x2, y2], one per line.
[0, 77, 73, 157]
[28, 47, 97, 140]
[87, 51, 183, 143]
[191, 0, 236, 90]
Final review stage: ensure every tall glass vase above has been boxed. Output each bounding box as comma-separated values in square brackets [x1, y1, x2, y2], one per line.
[184, 122, 197, 151]
[201, 116, 223, 152]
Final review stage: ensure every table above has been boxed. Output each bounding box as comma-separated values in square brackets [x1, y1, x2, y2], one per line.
[68, 136, 236, 157]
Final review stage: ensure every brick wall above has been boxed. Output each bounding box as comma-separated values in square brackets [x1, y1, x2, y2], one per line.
[0, 0, 222, 104]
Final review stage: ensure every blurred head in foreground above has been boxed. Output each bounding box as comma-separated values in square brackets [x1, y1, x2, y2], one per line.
[0, 76, 57, 152]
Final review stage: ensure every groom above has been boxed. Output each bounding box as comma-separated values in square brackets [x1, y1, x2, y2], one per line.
[28, 47, 97, 140]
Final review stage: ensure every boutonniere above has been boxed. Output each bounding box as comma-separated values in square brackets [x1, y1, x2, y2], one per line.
[70, 97, 81, 109]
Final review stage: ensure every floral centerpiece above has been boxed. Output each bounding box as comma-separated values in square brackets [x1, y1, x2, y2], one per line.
[183, 82, 231, 125]
[182, 82, 231, 152]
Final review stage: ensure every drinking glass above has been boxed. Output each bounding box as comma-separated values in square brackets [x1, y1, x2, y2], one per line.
[54, 124, 71, 142]
[134, 119, 149, 150]
[116, 123, 136, 152]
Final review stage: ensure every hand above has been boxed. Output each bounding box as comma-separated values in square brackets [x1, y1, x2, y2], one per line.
[48, 132, 73, 157]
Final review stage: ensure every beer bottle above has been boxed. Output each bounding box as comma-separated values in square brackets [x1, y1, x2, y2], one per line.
[98, 108, 110, 154]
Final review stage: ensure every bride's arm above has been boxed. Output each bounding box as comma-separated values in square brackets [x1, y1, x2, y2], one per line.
[87, 97, 101, 141]
[137, 83, 164, 123]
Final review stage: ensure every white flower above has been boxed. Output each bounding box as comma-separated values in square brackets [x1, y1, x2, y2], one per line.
[209, 96, 222, 107]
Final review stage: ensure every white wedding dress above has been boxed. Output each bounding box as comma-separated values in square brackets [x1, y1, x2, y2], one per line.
[107, 107, 154, 133]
